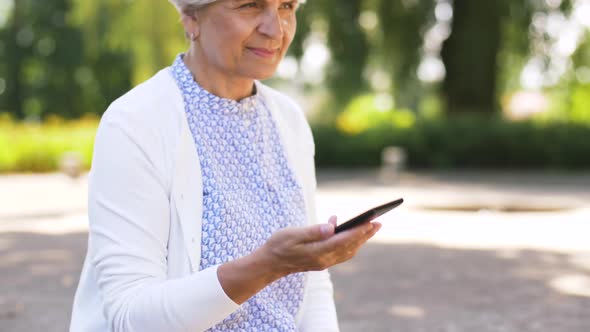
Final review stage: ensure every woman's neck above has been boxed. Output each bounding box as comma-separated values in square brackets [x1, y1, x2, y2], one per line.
[183, 49, 255, 101]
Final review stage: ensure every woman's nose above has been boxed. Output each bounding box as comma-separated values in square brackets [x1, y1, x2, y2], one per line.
[258, 9, 284, 40]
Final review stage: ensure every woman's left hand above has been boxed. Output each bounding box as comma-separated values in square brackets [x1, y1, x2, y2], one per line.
[258, 216, 381, 276]
[217, 216, 381, 304]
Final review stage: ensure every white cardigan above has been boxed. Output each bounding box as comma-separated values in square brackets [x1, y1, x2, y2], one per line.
[70, 68, 339, 332]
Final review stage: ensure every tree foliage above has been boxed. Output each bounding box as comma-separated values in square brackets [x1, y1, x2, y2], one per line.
[0, 0, 586, 120]
[1, 0, 88, 119]
[376, 0, 436, 110]
[1, 0, 184, 119]
[315, 0, 579, 115]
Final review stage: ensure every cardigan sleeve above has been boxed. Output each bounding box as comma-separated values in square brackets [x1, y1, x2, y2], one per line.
[87, 112, 239, 332]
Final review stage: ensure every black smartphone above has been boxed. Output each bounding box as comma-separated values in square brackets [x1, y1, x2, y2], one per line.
[334, 198, 404, 234]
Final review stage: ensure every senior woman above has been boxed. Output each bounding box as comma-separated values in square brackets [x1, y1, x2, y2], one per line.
[70, 0, 381, 331]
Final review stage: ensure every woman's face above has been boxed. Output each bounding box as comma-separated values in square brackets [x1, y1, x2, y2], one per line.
[191, 0, 299, 80]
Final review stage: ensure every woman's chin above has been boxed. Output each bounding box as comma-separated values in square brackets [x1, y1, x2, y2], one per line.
[244, 67, 279, 81]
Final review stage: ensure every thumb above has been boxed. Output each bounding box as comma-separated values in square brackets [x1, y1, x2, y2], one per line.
[301, 223, 334, 243]
[328, 215, 337, 227]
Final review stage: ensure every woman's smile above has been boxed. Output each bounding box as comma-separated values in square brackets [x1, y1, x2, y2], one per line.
[247, 47, 279, 58]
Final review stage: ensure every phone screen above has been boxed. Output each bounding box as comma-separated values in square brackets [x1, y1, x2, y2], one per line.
[334, 198, 404, 234]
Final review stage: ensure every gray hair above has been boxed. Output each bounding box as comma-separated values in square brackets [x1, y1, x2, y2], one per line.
[168, 0, 218, 14]
[169, 0, 305, 14]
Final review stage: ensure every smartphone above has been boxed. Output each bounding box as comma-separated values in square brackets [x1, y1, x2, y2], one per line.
[334, 198, 404, 234]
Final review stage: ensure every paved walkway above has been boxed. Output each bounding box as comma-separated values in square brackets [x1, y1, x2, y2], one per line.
[0, 170, 589, 331]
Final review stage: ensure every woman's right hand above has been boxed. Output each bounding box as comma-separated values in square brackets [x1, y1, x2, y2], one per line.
[259, 216, 382, 277]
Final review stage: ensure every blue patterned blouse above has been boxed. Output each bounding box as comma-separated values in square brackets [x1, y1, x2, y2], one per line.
[170, 54, 306, 331]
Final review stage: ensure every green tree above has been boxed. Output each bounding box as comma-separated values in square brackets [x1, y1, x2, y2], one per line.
[319, 0, 577, 116]
[440, 0, 503, 115]
[376, 0, 436, 110]
[439, 0, 573, 115]
[72, 0, 186, 85]
[322, 0, 370, 109]
[0, 0, 184, 119]
[0, 0, 87, 118]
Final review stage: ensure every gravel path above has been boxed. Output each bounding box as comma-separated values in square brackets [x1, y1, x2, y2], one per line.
[1, 170, 588, 332]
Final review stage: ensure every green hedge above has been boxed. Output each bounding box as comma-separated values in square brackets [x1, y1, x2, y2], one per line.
[2, 113, 589, 173]
[312, 116, 590, 169]
[0, 115, 97, 173]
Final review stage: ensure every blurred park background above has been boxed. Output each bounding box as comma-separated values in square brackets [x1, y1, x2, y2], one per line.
[2, 0, 590, 171]
[1, 0, 590, 331]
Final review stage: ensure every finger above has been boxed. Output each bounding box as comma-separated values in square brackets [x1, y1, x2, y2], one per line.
[366, 222, 382, 239]
[328, 215, 337, 227]
[314, 222, 373, 252]
[354, 222, 381, 243]
[341, 222, 382, 248]
[324, 223, 382, 262]
[347, 222, 383, 251]
[371, 222, 382, 234]
[300, 223, 334, 243]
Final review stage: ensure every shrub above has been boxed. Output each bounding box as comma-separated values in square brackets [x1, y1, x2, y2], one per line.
[312, 115, 590, 169]
[0, 115, 97, 173]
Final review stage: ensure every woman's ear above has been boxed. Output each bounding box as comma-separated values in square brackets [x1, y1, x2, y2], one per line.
[181, 13, 200, 41]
